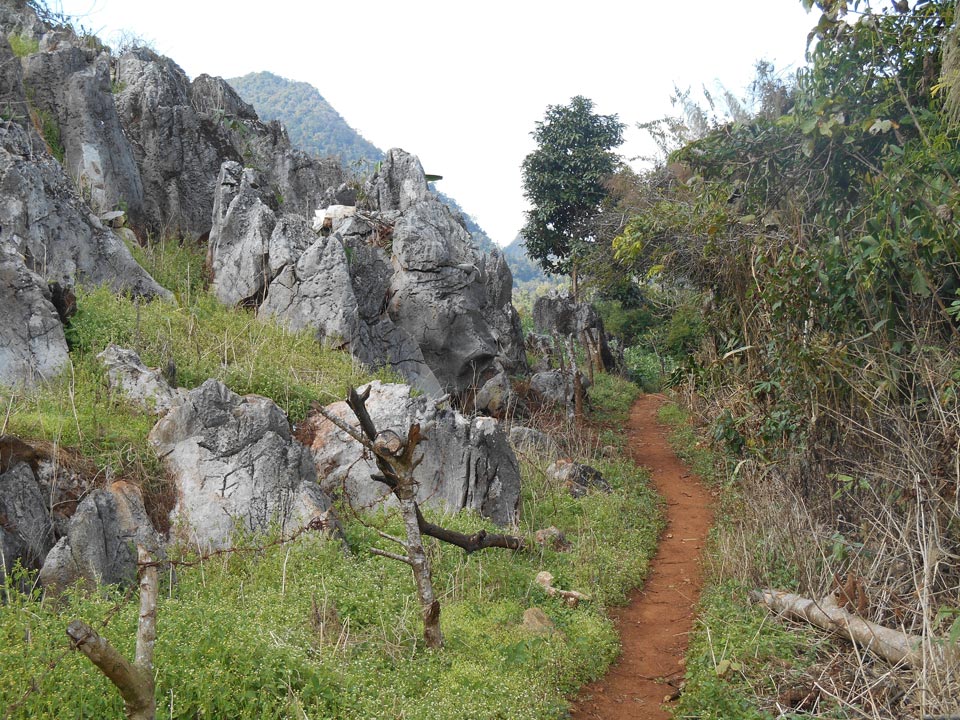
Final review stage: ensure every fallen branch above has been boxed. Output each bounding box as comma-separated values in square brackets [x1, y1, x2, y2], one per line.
[67, 546, 157, 720]
[752, 588, 960, 670]
[536, 571, 589, 607]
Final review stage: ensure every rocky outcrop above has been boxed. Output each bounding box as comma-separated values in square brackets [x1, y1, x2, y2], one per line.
[533, 291, 615, 370]
[114, 48, 235, 239]
[207, 162, 275, 306]
[530, 370, 572, 408]
[0, 117, 167, 296]
[98, 344, 185, 415]
[303, 381, 520, 526]
[508, 426, 559, 457]
[0, 245, 70, 388]
[483, 249, 528, 376]
[0, 459, 55, 578]
[21, 31, 145, 219]
[37, 480, 160, 592]
[149, 379, 334, 550]
[367, 147, 428, 212]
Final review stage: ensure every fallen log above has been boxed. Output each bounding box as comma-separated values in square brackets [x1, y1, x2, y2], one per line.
[752, 589, 960, 670]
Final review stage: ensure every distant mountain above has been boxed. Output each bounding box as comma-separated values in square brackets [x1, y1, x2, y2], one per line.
[228, 71, 382, 167]
[228, 72, 502, 255]
[503, 235, 553, 284]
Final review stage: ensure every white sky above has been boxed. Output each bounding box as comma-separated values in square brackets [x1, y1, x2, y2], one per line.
[56, 0, 813, 246]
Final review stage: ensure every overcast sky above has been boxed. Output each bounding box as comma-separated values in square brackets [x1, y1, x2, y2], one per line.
[56, 0, 814, 246]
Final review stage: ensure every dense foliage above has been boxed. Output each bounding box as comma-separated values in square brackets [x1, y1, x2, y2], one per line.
[228, 71, 382, 167]
[610, 1, 960, 715]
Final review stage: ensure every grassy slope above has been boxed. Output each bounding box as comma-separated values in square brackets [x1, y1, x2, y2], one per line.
[0, 243, 661, 719]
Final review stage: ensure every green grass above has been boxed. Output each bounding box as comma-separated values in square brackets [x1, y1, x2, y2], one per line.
[8, 33, 39, 57]
[1, 240, 664, 719]
[587, 371, 641, 427]
[0, 452, 661, 719]
[657, 402, 717, 483]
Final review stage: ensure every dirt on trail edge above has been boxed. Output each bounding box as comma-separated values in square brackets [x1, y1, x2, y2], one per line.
[571, 393, 714, 720]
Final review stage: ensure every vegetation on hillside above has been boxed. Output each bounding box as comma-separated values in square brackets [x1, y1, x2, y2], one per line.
[598, 0, 960, 715]
[228, 71, 382, 167]
[0, 241, 661, 718]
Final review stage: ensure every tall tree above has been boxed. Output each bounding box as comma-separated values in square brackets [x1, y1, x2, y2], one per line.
[521, 96, 624, 298]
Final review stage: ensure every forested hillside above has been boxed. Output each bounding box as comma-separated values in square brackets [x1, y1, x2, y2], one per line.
[228, 71, 382, 166]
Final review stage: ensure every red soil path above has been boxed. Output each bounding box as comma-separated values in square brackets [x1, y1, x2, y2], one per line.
[570, 393, 714, 720]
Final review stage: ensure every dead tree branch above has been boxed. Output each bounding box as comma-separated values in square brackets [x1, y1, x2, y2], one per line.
[66, 546, 157, 720]
[753, 588, 960, 670]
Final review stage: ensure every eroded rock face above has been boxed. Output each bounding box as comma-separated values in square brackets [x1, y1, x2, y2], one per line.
[38, 480, 160, 592]
[0, 245, 70, 388]
[98, 344, 185, 415]
[0, 460, 55, 578]
[366, 147, 429, 212]
[114, 48, 235, 239]
[533, 291, 615, 370]
[483, 249, 528, 376]
[0, 119, 168, 297]
[389, 198, 498, 394]
[303, 381, 520, 526]
[21, 33, 145, 219]
[149, 379, 334, 550]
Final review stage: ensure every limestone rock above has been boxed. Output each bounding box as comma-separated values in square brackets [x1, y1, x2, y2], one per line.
[207, 161, 276, 306]
[0, 460, 55, 578]
[303, 381, 520, 526]
[0, 119, 168, 297]
[98, 344, 185, 415]
[365, 147, 429, 212]
[0, 245, 69, 388]
[483, 249, 528, 376]
[38, 480, 160, 592]
[21, 33, 145, 219]
[149, 379, 334, 550]
[389, 197, 498, 394]
[546, 459, 612, 498]
[530, 370, 571, 408]
[0, 35, 29, 126]
[114, 48, 236, 239]
[533, 291, 615, 370]
[474, 371, 514, 418]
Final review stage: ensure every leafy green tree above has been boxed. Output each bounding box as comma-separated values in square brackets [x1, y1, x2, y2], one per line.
[521, 96, 624, 298]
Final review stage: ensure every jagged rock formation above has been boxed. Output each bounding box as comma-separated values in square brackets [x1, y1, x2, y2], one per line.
[38, 480, 160, 592]
[302, 380, 521, 526]
[21, 30, 145, 220]
[148, 379, 334, 551]
[0, 245, 70, 388]
[207, 148, 525, 403]
[533, 291, 615, 371]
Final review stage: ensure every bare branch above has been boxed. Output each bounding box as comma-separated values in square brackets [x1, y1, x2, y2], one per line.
[369, 547, 413, 565]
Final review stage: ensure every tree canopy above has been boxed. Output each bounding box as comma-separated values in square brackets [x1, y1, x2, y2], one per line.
[520, 96, 624, 291]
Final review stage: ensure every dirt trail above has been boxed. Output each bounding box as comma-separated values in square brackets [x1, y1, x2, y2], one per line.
[571, 393, 714, 720]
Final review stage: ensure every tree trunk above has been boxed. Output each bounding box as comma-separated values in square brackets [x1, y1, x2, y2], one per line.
[399, 491, 443, 648]
[67, 546, 157, 720]
[753, 589, 960, 670]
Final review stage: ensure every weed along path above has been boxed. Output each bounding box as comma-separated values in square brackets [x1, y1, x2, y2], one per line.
[571, 393, 714, 720]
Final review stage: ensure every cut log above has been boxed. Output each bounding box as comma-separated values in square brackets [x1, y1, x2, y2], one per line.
[753, 589, 960, 670]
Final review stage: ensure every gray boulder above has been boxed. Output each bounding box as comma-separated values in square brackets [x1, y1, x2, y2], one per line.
[98, 344, 185, 415]
[474, 370, 514, 418]
[365, 147, 429, 212]
[259, 214, 442, 395]
[508, 426, 559, 457]
[304, 381, 520, 526]
[148, 379, 334, 551]
[0, 245, 69, 388]
[546, 460, 612, 498]
[38, 480, 160, 592]
[21, 32, 145, 220]
[533, 291, 615, 370]
[0, 459, 55, 578]
[530, 370, 572, 408]
[389, 197, 499, 394]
